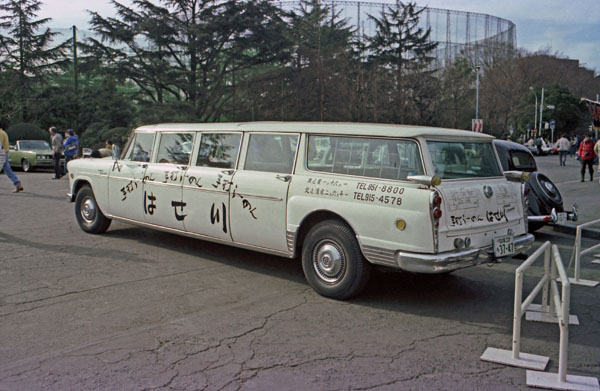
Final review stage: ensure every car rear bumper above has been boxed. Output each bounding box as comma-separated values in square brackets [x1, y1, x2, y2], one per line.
[527, 205, 578, 224]
[394, 233, 535, 273]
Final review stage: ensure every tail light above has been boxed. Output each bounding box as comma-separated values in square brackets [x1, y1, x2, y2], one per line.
[521, 183, 529, 231]
[430, 192, 443, 222]
[430, 191, 442, 252]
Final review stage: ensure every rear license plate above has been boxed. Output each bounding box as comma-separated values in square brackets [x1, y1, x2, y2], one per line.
[493, 235, 515, 257]
[556, 212, 567, 224]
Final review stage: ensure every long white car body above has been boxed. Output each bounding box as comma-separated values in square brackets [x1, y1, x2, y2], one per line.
[67, 122, 534, 299]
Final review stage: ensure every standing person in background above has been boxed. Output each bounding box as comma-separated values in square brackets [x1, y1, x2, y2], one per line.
[557, 134, 570, 166]
[569, 136, 576, 157]
[98, 139, 113, 157]
[535, 136, 543, 155]
[595, 137, 600, 184]
[63, 129, 79, 170]
[49, 127, 64, 179]
[578, 133, 596, 182]
[0, 118, 23, 192]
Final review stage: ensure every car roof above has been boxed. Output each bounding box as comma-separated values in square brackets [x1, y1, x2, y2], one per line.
[135, 122, 494, 140]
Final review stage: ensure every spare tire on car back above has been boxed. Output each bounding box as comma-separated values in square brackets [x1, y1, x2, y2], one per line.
[528, 172, 563, 210]
[526, 172, 565, 232]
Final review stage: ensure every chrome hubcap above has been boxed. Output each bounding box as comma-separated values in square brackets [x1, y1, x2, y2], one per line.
[313, 240, 346, 284]
[81, 198, 97, 224]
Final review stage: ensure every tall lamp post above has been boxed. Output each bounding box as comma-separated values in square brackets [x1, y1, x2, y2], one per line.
[529, 87, 537, 139]
[539, 87, 545, 137]
[475, 66, 481, 121]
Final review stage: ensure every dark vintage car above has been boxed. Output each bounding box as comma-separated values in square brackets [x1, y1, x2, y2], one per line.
[494, 139, 577, 232]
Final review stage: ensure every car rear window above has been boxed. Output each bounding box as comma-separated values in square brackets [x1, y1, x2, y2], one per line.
[510, 151, 536, 171]
[427, 141, 503, 179]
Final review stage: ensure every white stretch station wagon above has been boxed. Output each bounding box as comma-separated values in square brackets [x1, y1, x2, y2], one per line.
[67, 122, 534, 299]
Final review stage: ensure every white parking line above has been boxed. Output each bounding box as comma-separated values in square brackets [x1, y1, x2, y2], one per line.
[555, 180, 585, 185]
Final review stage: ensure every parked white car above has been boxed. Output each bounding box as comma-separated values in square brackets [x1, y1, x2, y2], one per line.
[67, 122, 534, 299]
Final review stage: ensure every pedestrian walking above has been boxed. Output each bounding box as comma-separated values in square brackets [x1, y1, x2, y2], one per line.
[578, 133, 596, 182]
[569, 136, 576, 157]
[63, 129, 79, 170]
[535, 137, 543, 155]
[557, 134, 570, 166]
[49, 126, 64, 179]
[0, 119, 23, 192]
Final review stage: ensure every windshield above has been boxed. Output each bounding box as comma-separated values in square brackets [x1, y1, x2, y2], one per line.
[427, 141, 503, 179]
[19, 140, 50, 150]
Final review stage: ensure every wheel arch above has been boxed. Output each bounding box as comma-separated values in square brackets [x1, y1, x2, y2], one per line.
[70, 178, 92, 202]
[293, 210, 360, 259]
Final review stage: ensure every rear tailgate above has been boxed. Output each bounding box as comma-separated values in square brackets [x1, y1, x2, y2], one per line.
[436, 179, 524, 252]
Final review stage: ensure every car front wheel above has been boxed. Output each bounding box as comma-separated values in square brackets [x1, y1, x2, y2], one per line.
[21, 158, 32, 172]
[75, 185, 111, 234]
[302, 220, 371, 300]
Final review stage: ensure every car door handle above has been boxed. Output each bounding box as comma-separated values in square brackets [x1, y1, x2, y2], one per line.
[221, 169, 234, 175]
[276, 174, 291, 182]
[141, 164, 148, 169]
[177, 165, 187, 170]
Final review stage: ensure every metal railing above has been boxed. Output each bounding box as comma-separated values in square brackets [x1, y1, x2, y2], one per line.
[567, 218, 600, 287]
[481, 241, 599, 390]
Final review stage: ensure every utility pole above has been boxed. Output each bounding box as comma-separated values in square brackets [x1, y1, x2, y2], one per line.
[73, 25, 78, 90]
[539, 87, 545, 136]
[475, 66, 480, 121]
[530, 87, 537, 138]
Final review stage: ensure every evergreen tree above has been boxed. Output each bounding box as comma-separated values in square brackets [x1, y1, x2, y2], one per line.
[85, 0, 289, 122]
[367, 1, 437, 123]
[282, 0, 355, 121]
[0, 0, 70, 121]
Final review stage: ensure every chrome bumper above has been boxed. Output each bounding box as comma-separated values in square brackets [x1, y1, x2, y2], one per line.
[394, 233, 536, 274]
[527, 205, 578, 224]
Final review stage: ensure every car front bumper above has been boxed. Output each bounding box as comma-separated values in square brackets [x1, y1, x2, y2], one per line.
[394, 233, 536, 274]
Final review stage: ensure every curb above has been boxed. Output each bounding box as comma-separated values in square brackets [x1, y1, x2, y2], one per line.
[553, 223, 600, 240]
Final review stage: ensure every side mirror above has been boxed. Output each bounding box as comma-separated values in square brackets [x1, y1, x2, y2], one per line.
[112, 145, 121, 160]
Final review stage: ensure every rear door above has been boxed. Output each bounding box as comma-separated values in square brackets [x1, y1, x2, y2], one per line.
[229, 132, 299, 253]
[426, 140, 524, 253]
[182, 132, 242, 241]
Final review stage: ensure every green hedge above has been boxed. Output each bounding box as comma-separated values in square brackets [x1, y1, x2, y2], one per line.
[6, 123, 47, 142]
[80, 123, 132, 149]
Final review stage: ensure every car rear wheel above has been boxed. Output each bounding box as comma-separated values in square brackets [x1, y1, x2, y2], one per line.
[75, 185, 111, 234]
[301, 219, 371, 300]
[21, 158, 32, 172]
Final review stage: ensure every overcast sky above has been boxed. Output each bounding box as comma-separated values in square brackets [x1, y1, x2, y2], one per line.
[38, 0, 600, 73]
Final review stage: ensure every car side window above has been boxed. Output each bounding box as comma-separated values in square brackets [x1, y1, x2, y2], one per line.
[245, 133, 299, 174]
[195, 133, 241, 169]
[127, 133, 155, 162]
[307, 135, 423, 180]
[155, 133, 194, 164]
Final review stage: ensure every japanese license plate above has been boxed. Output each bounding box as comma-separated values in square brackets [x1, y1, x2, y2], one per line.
[556, 212, 567, 224]
[493, 235, 515, 257]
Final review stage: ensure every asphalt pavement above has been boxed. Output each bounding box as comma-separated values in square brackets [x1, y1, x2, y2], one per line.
[534, 153, 600, 238]
[0, 160, 598, 391]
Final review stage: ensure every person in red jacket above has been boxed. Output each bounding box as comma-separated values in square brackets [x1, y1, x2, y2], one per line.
[578, 133, 597, 182]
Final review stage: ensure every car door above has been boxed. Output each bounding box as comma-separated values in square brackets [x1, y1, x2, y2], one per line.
[182, 132, 242, 241]
[141, 132, 195, 230]
[108, 132, 154, 222]
[229, 132, 299, 253]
